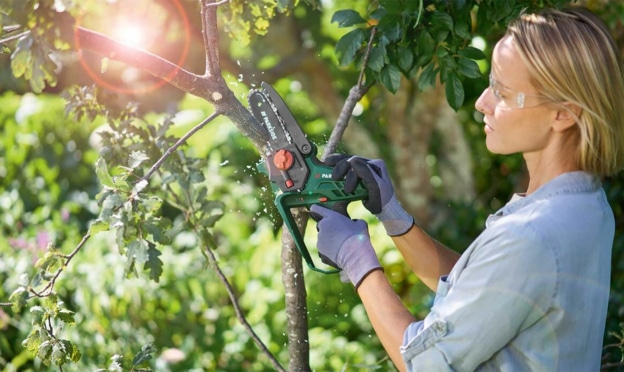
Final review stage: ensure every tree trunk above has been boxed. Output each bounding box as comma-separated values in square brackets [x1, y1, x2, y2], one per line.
[280, 210, 310, 372]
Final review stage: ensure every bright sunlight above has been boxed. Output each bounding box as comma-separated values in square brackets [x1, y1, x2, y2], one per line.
[113, 21, 146, 47]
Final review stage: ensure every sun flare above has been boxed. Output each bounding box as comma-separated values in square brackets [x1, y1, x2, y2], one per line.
[114, 22, 146, 47]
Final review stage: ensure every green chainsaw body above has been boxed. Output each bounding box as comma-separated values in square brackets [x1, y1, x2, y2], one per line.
[257, 145, 368, 273]
[249, 82, 368, 274]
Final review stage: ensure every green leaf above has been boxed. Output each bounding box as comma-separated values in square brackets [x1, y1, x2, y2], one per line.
[377, 14, 402, 42]
[145, 245, 164, 283]
[44, 294, 59, 313]
[431, 11, 454, 31]
[121, 224, 139, 243]
[30, 272, 44, 291]
[22, 328, 44, 353]
[200, 229, 218, 250]
[35, 251, 62, 273]
[445, 72, 465, 111]
[454, 20, 471, 39]
[37, 340, 53, 361]
[458, 57, 482, 79]
[56, 309, 76, 325]
[9, 286, 29, 312]
[397, 46, 414, 73]
[66, 340, 81, 362]
[189, 170, 205, 184]
[494, 0, 514, 19]
[142, 196, 163, 213]
[380, 64, 401, 93]
[30, 306, 47, 325]
[379, 0, 403, 14]
[128, 151, 149, 169]
[10, 35, 33, 78]
[367, 46, 385, 72]
[201, 214, 224, 228]
[30, 43, 58, 93]
[435, 30, 450, 43]
[194, 186, 208, 206]
[132, 343, 157, 367]
[436, 46, 449, 58]
[452, 0, 468, 11]
[127, 239, 149, 264]
[95, 158, 115, 189]
[335, 28, 367, 66]
[200, 200, 225, 216]
[101, 193, 124, 222]
[51, 341, 67, 366]
[458, 46, 486, 60]
[331, 9, 366, 27]
[89, 219, 110, 234]
[143, 217, 172, 245]
[418, 63, 437, 91]
[415, 31, 435, 67]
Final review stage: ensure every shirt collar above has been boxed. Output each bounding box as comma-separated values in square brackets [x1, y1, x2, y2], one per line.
[491, 171, 601, 219]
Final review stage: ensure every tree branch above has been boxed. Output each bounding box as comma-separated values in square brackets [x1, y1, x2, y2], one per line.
[200, 0, 225, 78]
[200, 238, 286, 372]
[141, 111, 222, 182]
[321, 27, 376, 159]
[0, 29, 30, 45]
[29, 233, 92, 299]
[181, 190, 286, 372]
[74, 26, 270, 153]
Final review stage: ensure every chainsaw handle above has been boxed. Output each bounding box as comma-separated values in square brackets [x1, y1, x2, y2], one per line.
[330, 201, 350, 218]
[274, 184, 367, 274]
[275, 193, 340, 274]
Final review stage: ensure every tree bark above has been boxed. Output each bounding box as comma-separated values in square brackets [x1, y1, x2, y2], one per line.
[280, 210, 310, 372]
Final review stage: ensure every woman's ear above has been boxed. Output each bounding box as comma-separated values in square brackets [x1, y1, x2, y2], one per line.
[553, 103, 582, 132]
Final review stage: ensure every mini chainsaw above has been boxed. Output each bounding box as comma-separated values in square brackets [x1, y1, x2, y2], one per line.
[248, 82, 368, 274]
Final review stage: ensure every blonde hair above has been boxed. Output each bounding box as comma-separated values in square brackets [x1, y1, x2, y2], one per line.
[506, 8, 624, 176]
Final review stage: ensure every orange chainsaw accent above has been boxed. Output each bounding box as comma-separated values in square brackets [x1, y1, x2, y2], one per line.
[274, 149, 294, 170]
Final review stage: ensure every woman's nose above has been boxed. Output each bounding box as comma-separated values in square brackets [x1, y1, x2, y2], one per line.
[475, 87, 493, 115]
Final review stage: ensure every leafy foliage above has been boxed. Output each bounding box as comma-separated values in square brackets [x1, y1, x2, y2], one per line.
[0, 0, 76, 92]
[64, 84, 225, 283]
[19, 294, 81, 368]
[332, 0, 572, 110]
[221, 0, 320, 45]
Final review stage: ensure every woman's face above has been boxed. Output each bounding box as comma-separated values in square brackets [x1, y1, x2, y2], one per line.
[475, 36, 558, 156]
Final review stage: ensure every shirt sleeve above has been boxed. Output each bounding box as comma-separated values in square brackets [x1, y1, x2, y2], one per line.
[400, 220, 557, 371]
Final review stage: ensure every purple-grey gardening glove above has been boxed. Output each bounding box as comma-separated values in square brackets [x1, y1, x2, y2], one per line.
[310, 204, 382, 289]
[325, 154, 414, 236]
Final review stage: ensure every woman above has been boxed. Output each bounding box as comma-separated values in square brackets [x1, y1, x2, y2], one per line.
[311, 7, 624, 371]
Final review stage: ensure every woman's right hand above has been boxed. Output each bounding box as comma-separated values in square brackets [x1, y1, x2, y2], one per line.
[325, 154, 414, 236]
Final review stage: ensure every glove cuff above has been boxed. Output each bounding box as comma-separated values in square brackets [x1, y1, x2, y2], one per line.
[339, 234, 382, 289]
[376, 195, 414, 236]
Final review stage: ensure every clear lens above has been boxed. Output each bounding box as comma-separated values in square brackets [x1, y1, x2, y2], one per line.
[489, 74, 527, 109]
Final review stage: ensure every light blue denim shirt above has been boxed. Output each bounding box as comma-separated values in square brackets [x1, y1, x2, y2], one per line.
[401, 171, 614, 371]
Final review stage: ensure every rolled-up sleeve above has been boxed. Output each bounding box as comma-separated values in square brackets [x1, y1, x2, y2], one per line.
[400, 221, 557, 371]
[402, 320, 453, 371]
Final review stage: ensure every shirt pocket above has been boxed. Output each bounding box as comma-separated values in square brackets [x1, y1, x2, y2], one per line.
[433, 275, 452, 306]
